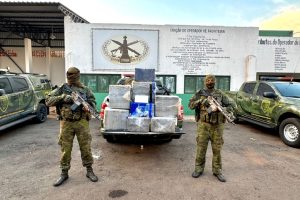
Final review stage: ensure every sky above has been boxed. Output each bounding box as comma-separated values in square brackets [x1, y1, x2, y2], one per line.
[6, 0, 300, 35]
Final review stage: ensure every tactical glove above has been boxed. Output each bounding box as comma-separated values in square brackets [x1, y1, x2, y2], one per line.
[200, 96, 210, 107]
[62, 94, 73, 103]
[207, 96, 218, 112]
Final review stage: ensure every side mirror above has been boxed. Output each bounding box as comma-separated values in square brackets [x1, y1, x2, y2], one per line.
[263, 92, 278, 99]
[0, 89, 5, 96]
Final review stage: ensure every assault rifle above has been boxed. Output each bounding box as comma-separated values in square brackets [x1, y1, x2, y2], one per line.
[62, 84, 101, 121]
[201, 90, 236, 124]
[206, 96, 236, 124]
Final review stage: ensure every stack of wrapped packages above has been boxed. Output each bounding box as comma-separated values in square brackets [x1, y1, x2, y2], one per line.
[103, 68, 180, 133]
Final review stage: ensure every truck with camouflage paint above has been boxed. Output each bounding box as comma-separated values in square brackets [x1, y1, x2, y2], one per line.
[0, 71, 52, 131]
[225, 80, 300, 148]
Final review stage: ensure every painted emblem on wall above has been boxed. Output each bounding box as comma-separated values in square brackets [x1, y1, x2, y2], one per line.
[102, 35, 149, 64]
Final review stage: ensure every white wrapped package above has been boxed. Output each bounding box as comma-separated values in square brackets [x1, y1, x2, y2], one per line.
[104, 108, 129, 131]
[132, 81, 151, 100]
[150, 117, 177, 133]
[127, 117, 150, 132]
[155, 95, 180, 117]
[109, 85, 131, 109]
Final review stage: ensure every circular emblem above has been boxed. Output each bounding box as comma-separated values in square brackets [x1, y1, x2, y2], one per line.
[261, 100, 270, 113]
[102, 35, 149, 64]
[0, 95, 9, 113]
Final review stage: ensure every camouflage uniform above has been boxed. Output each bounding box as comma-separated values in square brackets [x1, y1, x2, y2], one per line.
[46, 84, 95, 170]
[189, 75, 234, 180]
[46, 67, 98, 186]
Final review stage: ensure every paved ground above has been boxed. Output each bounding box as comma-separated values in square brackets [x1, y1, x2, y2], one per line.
[0, 114, 299, 200]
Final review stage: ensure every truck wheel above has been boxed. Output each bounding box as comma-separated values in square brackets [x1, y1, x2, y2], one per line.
[105, 135, 117, 143]
[35, 103, 48, 123]
[233, 116, 240, 124]
[233, 112, 240, 124]
[279, 118, 300, 148]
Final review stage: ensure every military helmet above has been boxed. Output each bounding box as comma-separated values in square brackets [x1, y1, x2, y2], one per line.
[66, 67, 81, 86]
[67, 67, 80, 74]
[204, 74, 216, 89]
[204, 74, 216, 82]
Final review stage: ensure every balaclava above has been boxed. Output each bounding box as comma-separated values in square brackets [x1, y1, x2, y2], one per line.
[66, 67, 83, 88]
[205, 74, 216, 90]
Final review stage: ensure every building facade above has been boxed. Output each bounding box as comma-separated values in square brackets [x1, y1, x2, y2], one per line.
[1, 16, 300, 114]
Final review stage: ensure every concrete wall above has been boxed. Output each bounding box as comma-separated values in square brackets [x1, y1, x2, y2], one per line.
[0, 47, 65, 86]
[64, 18, 259, 92]
[257, 37, 300, 73]
[1, 19, 300, 97]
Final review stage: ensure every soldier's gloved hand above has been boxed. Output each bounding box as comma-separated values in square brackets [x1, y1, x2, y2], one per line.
[82, 103, 90, 112]
[210, 104, 218, 112]
[194, 99, 202, 105]
[200, 96, 210, 107]
[62, 94, 73, 103]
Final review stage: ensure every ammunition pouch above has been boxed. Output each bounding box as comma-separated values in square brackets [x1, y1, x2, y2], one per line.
[60, 104, 91, 121]
[199, 112, 225, 124]
[60, 104, 82, 121]
[195, 106, 201, 122]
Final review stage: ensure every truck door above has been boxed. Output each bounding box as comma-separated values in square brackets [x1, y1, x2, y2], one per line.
[0, 77, 18, 124]
[11, 77, 35, 115]
[236, 82, 256, 116]
[250, 82, 277, 123]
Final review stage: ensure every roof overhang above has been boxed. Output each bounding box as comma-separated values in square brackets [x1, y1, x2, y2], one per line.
[0, 2, 89, 47]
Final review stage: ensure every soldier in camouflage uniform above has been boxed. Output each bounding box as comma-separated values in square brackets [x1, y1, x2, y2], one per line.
[189, 74, 234, 182]
[46, 67, 98, 187]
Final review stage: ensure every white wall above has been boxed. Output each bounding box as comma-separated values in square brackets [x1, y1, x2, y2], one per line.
[0, 47, 65, 86]
[159, 25, 258, 91]
[257, 37, 300, 73]
[65, 19, 259, 93]
[2, 19, 299, 93]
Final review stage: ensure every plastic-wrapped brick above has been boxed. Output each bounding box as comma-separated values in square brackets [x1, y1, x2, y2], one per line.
[135, 68, 155, 82]
[109, 85, 131, 109]
[151, 117, 176, 133]
[132, 81, 151, 99]
[127, 117, 150, 132]
[104, 108, 129, 131]
[155, 95, 180, 117]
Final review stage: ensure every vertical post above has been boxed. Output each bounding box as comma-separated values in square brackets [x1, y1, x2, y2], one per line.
[245, 55, 257, 81]
[46, 47, 51, 79]
[24, 38, 33, 73]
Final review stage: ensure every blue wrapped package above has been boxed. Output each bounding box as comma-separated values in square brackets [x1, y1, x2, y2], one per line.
[135, 68, 155, 82]
[130, 102, 154, 118]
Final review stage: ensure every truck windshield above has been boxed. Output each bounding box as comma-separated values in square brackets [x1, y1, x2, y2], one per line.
[273, 82, 300, 98]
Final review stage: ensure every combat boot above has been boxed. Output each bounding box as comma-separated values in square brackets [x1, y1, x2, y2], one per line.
[53, 170, 69, 187]
[86, 166, 98, 182]
[192, 171, 203, 178]
[213, 173, 226, 182]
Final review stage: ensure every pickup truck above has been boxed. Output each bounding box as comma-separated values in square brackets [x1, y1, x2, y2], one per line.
[225, 80, 300, 148]
[0, 71, 51, 131]
[100, 77, 184, 143]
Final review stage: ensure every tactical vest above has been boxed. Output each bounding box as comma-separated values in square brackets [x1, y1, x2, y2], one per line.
[59, 86, 91, 121]
[199, 90, 226, 124]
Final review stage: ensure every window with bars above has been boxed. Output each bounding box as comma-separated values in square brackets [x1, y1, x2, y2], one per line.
[184, 75, 231, 94]
[80, 74, 177, 93]
[156, 75, 176, 93]
[80, 74, 121, 93]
